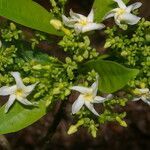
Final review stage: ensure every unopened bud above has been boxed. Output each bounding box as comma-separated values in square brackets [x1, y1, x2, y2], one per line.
[67, 120, 84, 135]
[67, 125, 77, 135]
[50, 19, 63, 30]
[10, 22, 16, 30]
[116, 117, 127, 127]
[121, 51, 128, 57]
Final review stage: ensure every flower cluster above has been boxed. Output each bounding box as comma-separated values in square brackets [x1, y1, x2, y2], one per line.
[0, 23, 71, 113]
[0, 0, 148, 138]
[105, 19, 150, 89]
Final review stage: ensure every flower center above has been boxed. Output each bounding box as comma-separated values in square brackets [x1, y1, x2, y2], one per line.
[83, 93, 93, 102]
[116, 8, 126, 16]
[79, 19, 88, 26]
[16, 89, 23, 97]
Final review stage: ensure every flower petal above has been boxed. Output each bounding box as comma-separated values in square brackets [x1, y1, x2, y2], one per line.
[132, 97, 140, 101]
[62, 15, 75, 28]
[139, 88, 149, 94]
[62, 15, 69, 24]
[141, 97, 150, 105]
[5, 94, 16, 113]
[87, 9, 94, 22]
[114, 0, 126, 9]
[70, 9, 86, 21]
[121, 13, 141, 25]
[103, 11, 115, 20]
[24, 82, 38, 95]
[85, 102, 99, 116]
[126, 2, 142, 12]
[91, 80, 98, 97]
[72, 95, 84, 114]
[106, 94, 114, 99]
[93, 96, 106, 103]
[74, 24, 83, 33]
[82, 23, 105, 33]
[17, 97, 33, 106]
[71, 86, 92, 94]
[0, 85, 16, 96]
[114, 14, 121, 26]
[10, 72, 26, 89]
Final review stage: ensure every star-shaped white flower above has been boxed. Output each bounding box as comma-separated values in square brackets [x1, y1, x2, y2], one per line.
[132, 88, 150, 105]
[0, 72, 38, 113]
[71, 79, 113, 116]
[104, 0, 142, 26]
[62, 9, 105, 33]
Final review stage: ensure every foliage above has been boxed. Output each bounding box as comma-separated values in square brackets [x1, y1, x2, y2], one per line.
[0, 0, 62, 35]
[82, 59, 139, 93]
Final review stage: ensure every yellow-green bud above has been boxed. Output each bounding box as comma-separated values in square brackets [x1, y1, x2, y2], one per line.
[61, 27, 71, 35]
[116, 117, 127, 127]
[50, 19, 63, 30]
[10, 22, 16, 30]
[67, 125, 78, 135]
[121, 51, 128, 57]
[104, 41, 111, 48]
[32, 64, 42, 70]
[133, 88, 141, 95]
[53, 88, 60, 94]
[67, 120, 84, 135]
[76, 119, 84, 127]
[140, 83, 146, 89]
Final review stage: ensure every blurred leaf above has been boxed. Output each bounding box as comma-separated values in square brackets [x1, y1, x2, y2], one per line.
[82, 58, 139, 93]
[93, 0, 129, 22]
[0, 0, 62, 36]
[0, 101, 46, 134]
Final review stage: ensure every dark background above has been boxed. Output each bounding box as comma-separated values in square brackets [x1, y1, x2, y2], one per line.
[0, 0, 150, 150]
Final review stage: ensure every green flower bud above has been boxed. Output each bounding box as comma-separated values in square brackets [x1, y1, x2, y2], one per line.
[116, 117, 127, 127]
[10, 22, 16, 31]
[121, 51, 128, 57]
[50, 19, 63, 30]
[67, 125, 78, 135]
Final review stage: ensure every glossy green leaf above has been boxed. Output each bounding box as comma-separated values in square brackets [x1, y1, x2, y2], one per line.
[82, 59, 139, 93]
[0, 100, 46, 134]
[0, 0, 62, 36]
[93, 0, 129, 22]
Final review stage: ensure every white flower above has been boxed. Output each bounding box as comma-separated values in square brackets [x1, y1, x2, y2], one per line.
[0, 72, 38, 113]
[104, 0, 142, 26]
[132, 88, 150, 105]
[71, 79, 113, 116]
[62, 9, 105, 33]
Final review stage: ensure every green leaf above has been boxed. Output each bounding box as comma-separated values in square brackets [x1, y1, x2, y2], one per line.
[0, 100, 46, 134]
[0, 0, 62, 36]
[82, 59, 139, 93]
[93, 0, 129, 22]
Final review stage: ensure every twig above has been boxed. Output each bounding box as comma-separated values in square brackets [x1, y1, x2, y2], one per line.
[41, 101, 67, 149]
